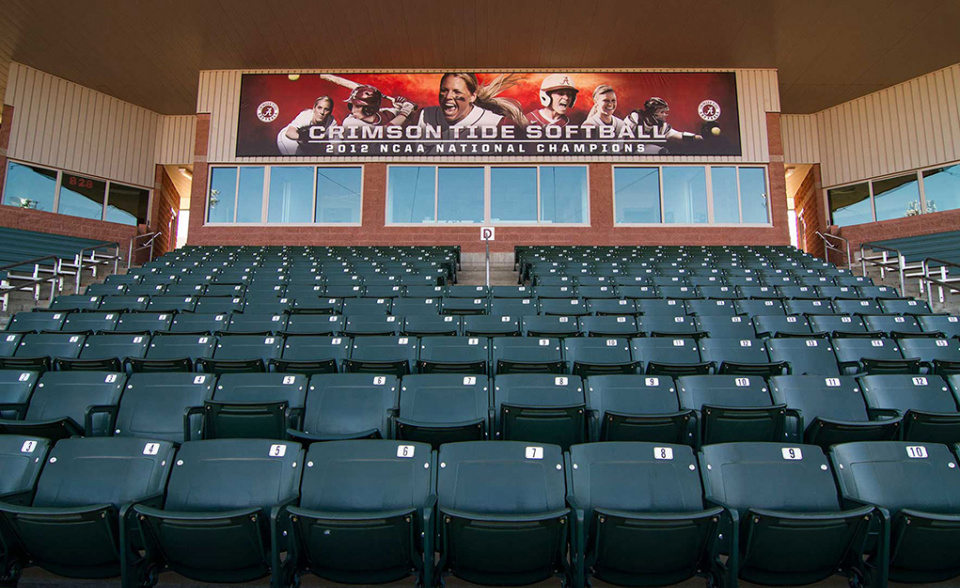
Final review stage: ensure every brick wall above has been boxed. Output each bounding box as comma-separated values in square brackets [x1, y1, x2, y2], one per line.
[150, 165, 180, 256]
[187, 112, 793, 252]
[793, 165, 825, 258]
[831, 207, 960, 253]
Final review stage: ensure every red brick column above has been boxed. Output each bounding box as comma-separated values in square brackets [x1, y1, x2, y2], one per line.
[766, 112, 792, 246]
[186, 114, 211, 245]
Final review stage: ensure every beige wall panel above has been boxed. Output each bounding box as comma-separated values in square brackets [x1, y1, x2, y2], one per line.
[4, 62, 160, 187]
[156, 115, 197, 165]
[781, 114, 820, 164]
[198, 68, 779, 165]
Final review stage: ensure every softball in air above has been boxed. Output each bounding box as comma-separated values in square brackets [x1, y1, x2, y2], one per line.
[288, 74, 300, 81]
[711, 126, 721, 136]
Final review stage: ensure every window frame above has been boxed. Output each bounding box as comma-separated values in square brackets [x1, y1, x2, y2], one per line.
[612, 164, 772, 227]
[385, 163, 591, 227]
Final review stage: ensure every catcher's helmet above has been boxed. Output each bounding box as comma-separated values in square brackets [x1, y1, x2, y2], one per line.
[345, 85, 383, 110]
[539, 74, 579, 108]
[644, 97, 669, 112]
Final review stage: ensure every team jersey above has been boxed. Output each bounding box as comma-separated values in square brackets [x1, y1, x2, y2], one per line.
[624, 111, 682, 140]
[417, 105, 504, 130]
[342, 108, 400, 128]
[524, 109, 570, 127]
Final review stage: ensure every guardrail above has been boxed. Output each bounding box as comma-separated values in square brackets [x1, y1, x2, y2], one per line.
[128, 232, 161, 270]
[921, 257, 960, 306]
[815, 232, 851, 270]
[66, 241, 121, 293]
[859, 242, 908, 294]
[0, 255, 63, 312]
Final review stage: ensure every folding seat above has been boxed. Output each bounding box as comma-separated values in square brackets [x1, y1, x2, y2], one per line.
[0, 371, 124, 440]
[362, 283, 404, 299]
[831, 441, 960, 585]
[919, 314, 960, 339]
[0, 370, 39, 419]
[123, 283, 168, 297]
[463, 315, 521, 337]
[493, 374, 585, 448]
[534, 275, 574, 287]
[342, 297, 391, 315]
[0, 434, 49, 505]
[204, 373, 307, 439]
[578, 315, 641, 337]
[203, 283, 246, 298]
[635, 298, 686, 316]
[698, 337, 787, 376]
[807, 314, 869, 337]
[154, 305, 226, 332]
[287, 440, 435, 585]
[896, 335, 960, 374]
[417, 336, 489, 374]
[630, 337, 709, 376]
[732, 299, 785, 318]
[129, 333, 216, 372]
[856, 285, 902, 299]
[533, 285, 577, 300]
[765, 336, 841, 376]
[164, 283, 208, 297]
[782, 298, 835, 315]
[738, 285, 782, 300]
[197, 334, 284, 373]
[342, 315, 401, 337]
[833, 336, 915, 374]
[522, 315, 581, 337]
[290, 374, 398, 442]
[566, 442, 724, 588]
[639, 315, 704, 338]
[435, 441, 570, 587]
[575, 285, 617, 299]
[113, 311, 174, 334]
[134, 439, 303, 587]
[490, 285, 532, 298]
[95, 295, 150, 313]
[539, 298, 588, 317]
[344, 335, 418, 376]
[651, 275, 690, 288]
[398, 315, 458, 337]
[695, 315, 755, 339]
[226, 312, 289, 334]
[285, 283, 326, 303]
[724, 275, 761, 288]
[834, 299, 885, 316]
[795, 276, 834, 289]
[84, 283, 128, 296]
[685, 299, 737, 317]
[752, 314, 813, 338]
[48, 294, 103, 312]
[816, 285, 860, 299]
[780, 285, 825, 300]
[575, 275, 614, 287]
[391, 297, 440, 317]
[60, 311, 120, 334]
[447, 285, 488, 298]
[113, 372, 213, 442]
[563, 337, 638, 377]
[395, 374, 490, 446]
[615, 284, 659, 300]
[0, 333, 85, 372]
[145, 295, 197, 313]
[862, 314, 922, 336]
[490, 298, 538, 316]
[4, 311, 67, 333]
[698, 285, 740, 300]
[270, 334, 350, 374]
[880, 298, 934, 315]
[56, 332, 150, 370]
[440, 297, 489, 315]
[858, 374, 960, 443]
[191, 296, 244, 315]
[284, 313, 344, 335]
[769, 374, 900, 447]
[403, 285, 447, 298]
[700, 442, 874, 585]
[399, 273, 443, 287]
[584, 298, 636, 316]
[584, 374, 689, 442]
[491, 337, 565, 374]
[676, 375, 785, 446]
[0, 437, 174, 585]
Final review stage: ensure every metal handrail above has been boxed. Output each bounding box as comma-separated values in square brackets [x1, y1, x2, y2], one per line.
[859, 242, 906, 294]
[815, 232, 851, 270]
[128, 232, 161, 269]
[72, 241, 121, 292]
[0, 255, 63, 311]
[921, 257, 960, 306]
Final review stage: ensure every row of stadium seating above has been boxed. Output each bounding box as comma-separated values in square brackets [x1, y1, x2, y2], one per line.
[2, 331, 959, 377]
[3, 370, 960, 449]
[2, 437, 957, 587]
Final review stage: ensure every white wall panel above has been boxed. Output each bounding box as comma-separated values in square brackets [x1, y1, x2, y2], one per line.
[198, 68, 780, 165]
[781, 114, 820, 165]
[156, 115, 197, 165]
[4, 62, 159, 187]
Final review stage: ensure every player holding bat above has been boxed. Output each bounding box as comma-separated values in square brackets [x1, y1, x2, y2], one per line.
[624, 97, 703, 142]
[341, 85, 418, 129]
[277, 96, 339, 155]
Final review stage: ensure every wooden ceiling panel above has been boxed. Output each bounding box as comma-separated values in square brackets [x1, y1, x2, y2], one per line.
[0, 0, 957, 115]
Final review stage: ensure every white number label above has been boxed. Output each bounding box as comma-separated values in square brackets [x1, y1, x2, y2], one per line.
[937, 340, 949, 347]
[194, 376, 206, 384]
[787, 317, 797, 323]
[269, 444, 287, 457]
[198, 337, 209, 343]
[331, 338, 342, 344]
[282, 376, 296, 385]
[105, 374, 118, 383]
[522, 299, 531, 304]
[654, 447, 674, 460]
[265, 337, 276, 344]
[906, 446, 928, 459]
[373, 376, 387, 385]
[871, 340, 884, 347]
[143, 443, 161, 456]
[735, 378, 750, 387]
[539, 339, 550, 346]
[468, 338, 479, 345]
[69, 336, 80, 343]
[841, 317, 852, 323]
[740, 340, 752, 347]
[133, 336, 144, 343]
[912, 377, 928, 386]
[673, 340, 685, 347]
[782, 448, 803, 460]
[21, 440, 37, 453]
[525, 447, 544, 460]
[555, 377, 568, 386]
[894, 317, 905, 323]
[272, 316, 281, 322]
[475, 299, 483, 304]
[619, 300, 628, 305]
[463, 376, 477, 385]
[806, 340, 818, 347]
[18, 372, 31, 381]
[53, 314, 62, 319]
[6, 335, 17, 342]
[606, 339, 617, 346]
[90, 297, 98, 302]
[426, 299, 434, 304]
[397, 445, 415, 458]
[502, 316, 512, 322]
[645, 377, 660, 387]
[329, 316, 339, 322]
[387, 316, 397, 322]
[444, 316, 454, 322]
[731, 317, 742, 323]
[399, 337, 409, 344]
[825, 378, 841, 387]
[674, 317, 685, 323]
[949, 317, 958, 323]
[617, 317, 626, 323]
[559, 317, 569, 323]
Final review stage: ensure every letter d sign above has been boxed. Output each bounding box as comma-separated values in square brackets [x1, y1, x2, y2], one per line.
[480, 227, 495, 241]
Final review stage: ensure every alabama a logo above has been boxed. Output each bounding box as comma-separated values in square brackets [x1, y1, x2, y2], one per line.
[257, 101, 280, 123]
[698, 100, 721, 122]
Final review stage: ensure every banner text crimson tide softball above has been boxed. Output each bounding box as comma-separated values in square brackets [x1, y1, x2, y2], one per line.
[236, 72, 741, 157]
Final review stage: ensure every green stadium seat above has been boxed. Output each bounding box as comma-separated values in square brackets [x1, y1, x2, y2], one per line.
[169, 312, 229, 334]
[630, 337, 710, 377]
[289, 374, 398, 442]
[563, 337, 639, 377]
[494, 374, 586, 449]
[226, 312, 289, 334]
[585, 374, 690, 443]
[60, 311, 120, 334]
[114, 372, 214, 442]
[463, 315, 521, 337]
[4, 311, 68, 333]
[343, 335, 418, 376]
[859, 374, 960, 443]
[395, 374, 490, 447]
[205, 373, 307, 439]
[492, 336, 565, 374]
[128, 333, 215, 372]
[197, 334, 284, 374]
[677, 375, 786, 446]
[417, 336, 488, 374]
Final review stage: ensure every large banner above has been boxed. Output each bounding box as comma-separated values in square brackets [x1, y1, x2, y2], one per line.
[236, 72, 741, 157]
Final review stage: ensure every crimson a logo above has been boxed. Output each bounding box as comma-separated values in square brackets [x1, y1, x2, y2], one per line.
[257, 101, 279, 123]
